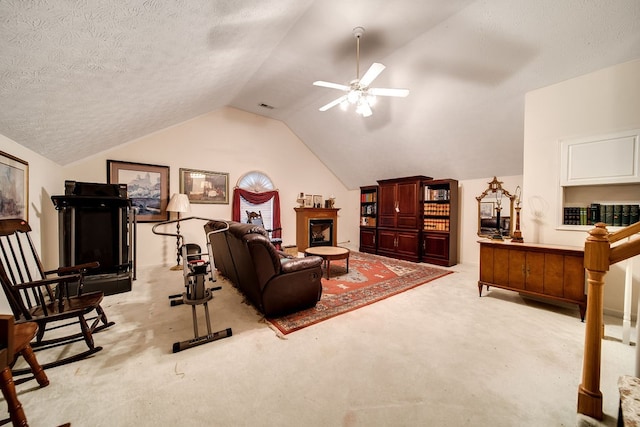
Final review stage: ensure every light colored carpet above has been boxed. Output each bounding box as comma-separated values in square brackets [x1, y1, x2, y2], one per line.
[7, 256, 634, 426]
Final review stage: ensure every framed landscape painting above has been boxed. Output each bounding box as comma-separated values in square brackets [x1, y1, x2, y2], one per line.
[107, 160, 169, 222]
[480, 201, 495, 219]
[0, 151, 28, 221]
[179, 168, 229, 204]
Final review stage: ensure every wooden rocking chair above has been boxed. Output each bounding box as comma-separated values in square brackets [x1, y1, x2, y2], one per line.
[246, 211, 282, 250]
[0, 219, 114, 372]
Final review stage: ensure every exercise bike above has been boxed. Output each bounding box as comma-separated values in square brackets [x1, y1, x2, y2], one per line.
[153, 217, 232, 353]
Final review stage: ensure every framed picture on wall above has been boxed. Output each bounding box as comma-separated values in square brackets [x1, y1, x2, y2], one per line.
[303, 194, 313, 208]
[0, 151, 29, 221]
[179, 168, 229, 204]
[480, 201, 494, 219]
[107, 160, 169, 222]
[313, 195, 322, 208]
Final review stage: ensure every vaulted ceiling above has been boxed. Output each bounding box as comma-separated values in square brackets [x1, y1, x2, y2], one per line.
[2, 0, 640, 189]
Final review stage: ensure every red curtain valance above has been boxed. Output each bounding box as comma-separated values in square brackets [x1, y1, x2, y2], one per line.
[232, 188, 281, 238]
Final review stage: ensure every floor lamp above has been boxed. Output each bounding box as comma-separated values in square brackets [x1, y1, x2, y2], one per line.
[167, 193, 191, 271]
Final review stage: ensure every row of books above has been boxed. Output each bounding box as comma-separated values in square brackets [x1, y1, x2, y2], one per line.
[360, 193, 377, 203]
[361, 205, 376, 216]
[424, 188, 450, 201]
[423, 218, 450, 231]
[563, 203, 640, 226]
[423, 203, 450, 216]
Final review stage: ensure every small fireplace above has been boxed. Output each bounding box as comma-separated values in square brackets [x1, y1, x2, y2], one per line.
[309, 219, 334, 247]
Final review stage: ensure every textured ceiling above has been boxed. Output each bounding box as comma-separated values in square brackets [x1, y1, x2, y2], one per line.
[1, 0, 640, 189]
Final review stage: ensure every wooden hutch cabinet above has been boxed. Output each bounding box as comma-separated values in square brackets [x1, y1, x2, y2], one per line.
[376, 176, 431, 262]
[422, 178, 458, 266]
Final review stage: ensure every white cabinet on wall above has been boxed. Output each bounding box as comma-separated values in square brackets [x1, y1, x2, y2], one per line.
[560, 129, 640, 186]
[559, 129, 640, 231]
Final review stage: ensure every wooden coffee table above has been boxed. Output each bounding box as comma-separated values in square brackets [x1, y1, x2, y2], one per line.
[304, 246, 350, 279]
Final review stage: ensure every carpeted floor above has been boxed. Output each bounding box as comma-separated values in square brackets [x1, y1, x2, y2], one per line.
[5, 254, 634, 426]
[268, 252, 453, 334]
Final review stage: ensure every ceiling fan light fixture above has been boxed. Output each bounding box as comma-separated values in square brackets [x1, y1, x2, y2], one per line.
[366, 94, 377, 106]
[347, 90, 360, 104]
[313, 26, 408, 118]
[356, 100, 373, 117]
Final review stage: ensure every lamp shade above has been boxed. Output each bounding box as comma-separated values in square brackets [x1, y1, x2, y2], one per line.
[167, 193, 191, 213]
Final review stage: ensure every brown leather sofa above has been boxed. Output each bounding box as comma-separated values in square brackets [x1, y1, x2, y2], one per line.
[204, 220, 323, 317]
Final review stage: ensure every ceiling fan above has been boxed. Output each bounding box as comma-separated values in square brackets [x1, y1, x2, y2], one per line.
[313, 26, 409, 117]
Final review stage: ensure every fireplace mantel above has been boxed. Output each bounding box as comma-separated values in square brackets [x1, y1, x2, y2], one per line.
[294, 207, 340, 252]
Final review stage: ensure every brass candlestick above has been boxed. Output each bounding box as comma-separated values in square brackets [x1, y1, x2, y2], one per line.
[491, 190, 504, 240]
[512, 206, 523, 242]
[512, 186, 523, 243]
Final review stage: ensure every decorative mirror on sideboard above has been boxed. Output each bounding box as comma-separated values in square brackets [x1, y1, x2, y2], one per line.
[476, 176, 516, 239]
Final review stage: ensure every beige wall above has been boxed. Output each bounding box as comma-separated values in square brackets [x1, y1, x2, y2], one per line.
[4, 58, 639, 316]
[63, 107, 360, 268]
[522, 58, 640, 316]
[1, 104, 510, 315]
[0, 134, 62, 267]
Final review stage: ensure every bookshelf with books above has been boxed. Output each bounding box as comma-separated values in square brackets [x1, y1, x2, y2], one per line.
[422, 178, 458, 266]
[561, 183, 640, 230]
[359, 185, 378, 254]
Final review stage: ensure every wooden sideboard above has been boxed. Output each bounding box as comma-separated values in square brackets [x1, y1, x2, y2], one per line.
[478, 240, 587, 320]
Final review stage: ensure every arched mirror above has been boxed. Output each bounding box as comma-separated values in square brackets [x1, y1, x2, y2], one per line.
[476, 177, 516, 239]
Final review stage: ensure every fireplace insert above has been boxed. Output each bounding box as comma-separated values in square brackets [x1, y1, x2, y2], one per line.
[309, 219, 333, 247]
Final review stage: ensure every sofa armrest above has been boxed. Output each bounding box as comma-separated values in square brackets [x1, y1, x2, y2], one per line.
[277, 250, 294, 259]
[280, 255, 323, 274]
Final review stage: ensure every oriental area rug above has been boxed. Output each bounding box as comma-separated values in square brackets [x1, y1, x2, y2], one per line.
[267, 251, 453, 335]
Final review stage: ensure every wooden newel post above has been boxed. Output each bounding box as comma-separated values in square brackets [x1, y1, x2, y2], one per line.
[577, 223, 610, 420]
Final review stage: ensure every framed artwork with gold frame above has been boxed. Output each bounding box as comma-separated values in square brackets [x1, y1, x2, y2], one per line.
[179, 168, 229, 204]
[107, 160, 169, 222]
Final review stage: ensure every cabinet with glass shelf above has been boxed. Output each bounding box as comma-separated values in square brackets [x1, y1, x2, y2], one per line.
[422, 178, 458, 266]
[359, 185, 378, 254]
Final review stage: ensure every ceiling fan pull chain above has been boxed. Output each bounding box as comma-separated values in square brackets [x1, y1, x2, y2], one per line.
[356, 31, 360, 80]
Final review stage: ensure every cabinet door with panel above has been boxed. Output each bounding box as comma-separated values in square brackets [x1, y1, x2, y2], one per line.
[376, 229, 420, 261]
[396, 181, 421, 229]
[422, 233, 450, 264]
[396, 231, 420, 260]
[377, 184, 397, 228]
[377, 176, 429, 230]
[479, 244, 494, 283]
[376, 229, 398, 257]
[359, 228, 377, 253]
[492, 247, 510, 287]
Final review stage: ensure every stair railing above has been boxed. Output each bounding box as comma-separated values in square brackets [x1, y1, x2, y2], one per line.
[578, 221, 640, 420]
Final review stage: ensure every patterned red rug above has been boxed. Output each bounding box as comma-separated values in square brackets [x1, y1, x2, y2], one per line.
[267, 251, 453, 334]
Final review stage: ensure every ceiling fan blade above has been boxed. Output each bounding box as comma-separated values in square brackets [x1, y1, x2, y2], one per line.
[359, 63, 385, 87]
[319, 95, 348, 111]
[313, 81, 350, 91]
[369, 87, 410, 97]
